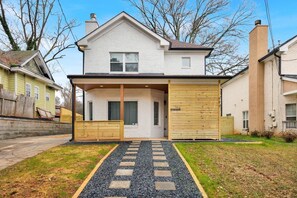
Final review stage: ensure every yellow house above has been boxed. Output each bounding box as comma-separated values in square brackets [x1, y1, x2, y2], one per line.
[0, 50, 61, 115]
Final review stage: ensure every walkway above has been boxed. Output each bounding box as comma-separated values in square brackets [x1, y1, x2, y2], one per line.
[0, 134, 71, 170]
[79, 141, 202, 197]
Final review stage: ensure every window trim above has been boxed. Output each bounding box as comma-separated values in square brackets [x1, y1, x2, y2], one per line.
[285, 103, 296, 128]
[45, 92, 50, 102]
[107, 101, 138, 126]
[25, 83, 31, 97]
[110, 52, 139, 73]
[181, 57, 191, 69]
[154, 101, 159, 126]
[34, 86, 39, 100]
[242, 111, 249, 129]
[88, 101, 93, 121]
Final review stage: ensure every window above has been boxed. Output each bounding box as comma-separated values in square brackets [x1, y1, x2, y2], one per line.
[182, 57, 191, 68]
[46, 92, 50, 101]
[25, 83, 31, 97]
[154, 102, 159, 125]
[110, 53, 138, 72]
[88, 101, 93, 121]
[34, 86, 39, 100]
[108, 101, 138, 125]
[243, 111, 248, 129]
[286, 104, 296, 128]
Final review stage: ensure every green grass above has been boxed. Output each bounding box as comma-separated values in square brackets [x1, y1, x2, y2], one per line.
[175, 135, 297, 198]
[0, 144, 115, 198]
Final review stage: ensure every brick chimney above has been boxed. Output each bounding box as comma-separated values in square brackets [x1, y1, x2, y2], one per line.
[85, 13, 99, 35]
[249, 20, 268, 132]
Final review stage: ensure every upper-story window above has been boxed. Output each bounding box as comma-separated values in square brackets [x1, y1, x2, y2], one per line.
[34, 86, 39, 100]
[182, 57, 191, 68]
[110, 52, 138, 72]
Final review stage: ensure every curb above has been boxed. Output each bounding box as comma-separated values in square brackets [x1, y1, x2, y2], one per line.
[72, 144, 119, 198]
[173, 143, 208, 198]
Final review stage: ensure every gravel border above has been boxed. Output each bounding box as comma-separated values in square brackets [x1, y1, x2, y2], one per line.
[79, 141, 202, 198]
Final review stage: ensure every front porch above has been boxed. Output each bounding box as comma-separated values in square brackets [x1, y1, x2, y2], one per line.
[69, 75, 229, 142]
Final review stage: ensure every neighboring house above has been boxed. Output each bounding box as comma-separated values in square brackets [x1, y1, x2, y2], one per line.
[68, 12, 230, 140]
[0, 50, 61, 115]
[222, 20, 297, 133]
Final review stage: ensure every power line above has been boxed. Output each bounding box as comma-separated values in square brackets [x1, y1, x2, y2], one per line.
[57, 0, 78, 41]
[264, 0, 275, 48]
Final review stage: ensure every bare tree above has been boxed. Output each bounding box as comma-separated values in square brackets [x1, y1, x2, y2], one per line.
[60, 82, 83, 114]
[0, 0, 76, 64]
[127, 0, 254, 75]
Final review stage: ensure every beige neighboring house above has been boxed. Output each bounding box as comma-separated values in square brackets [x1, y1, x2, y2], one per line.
[222, 20, 297, 134]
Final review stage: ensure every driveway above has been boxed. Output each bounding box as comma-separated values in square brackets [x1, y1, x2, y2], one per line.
[0, 134, 71, 170]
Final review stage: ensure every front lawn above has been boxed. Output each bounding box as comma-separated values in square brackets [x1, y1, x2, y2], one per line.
[0, 144, 115, 198]
[175, 135, 297, 198]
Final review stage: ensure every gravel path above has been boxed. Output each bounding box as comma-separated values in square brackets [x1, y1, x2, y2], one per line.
[79, 141, 202, 198]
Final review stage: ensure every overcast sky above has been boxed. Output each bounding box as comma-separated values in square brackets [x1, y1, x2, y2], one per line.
[52, 0, 297, 86]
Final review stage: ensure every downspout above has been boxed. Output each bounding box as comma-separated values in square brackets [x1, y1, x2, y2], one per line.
[82, 51, 85, 121]
[70, 79, 75, 142]
[274, 52, 281, 76]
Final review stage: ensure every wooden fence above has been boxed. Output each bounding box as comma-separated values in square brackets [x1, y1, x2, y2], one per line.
[221, 116, 234, 135]
[75, 120, 124, 141]
[0, 88, 35, 118]
[60, 107, 83, 123]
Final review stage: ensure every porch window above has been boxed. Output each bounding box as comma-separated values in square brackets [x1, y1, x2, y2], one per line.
[88, 101, 93, 121]
[108, 101, 138, 125]
[286, 104, 296, 128]
[243, 111, 248, 129]
[25, 83, 31, 97]
[110, 53, 138, 72]
[154, 101, 159, 125]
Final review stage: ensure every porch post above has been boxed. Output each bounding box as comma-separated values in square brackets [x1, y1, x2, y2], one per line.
[71, 82, 76, 141]
[120, 84, 124, 140]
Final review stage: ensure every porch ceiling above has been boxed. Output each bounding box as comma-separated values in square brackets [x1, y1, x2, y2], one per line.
[76, 84, 168, 91]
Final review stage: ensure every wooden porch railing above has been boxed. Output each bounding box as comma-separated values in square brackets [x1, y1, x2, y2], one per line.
[75, 120, 124, 141]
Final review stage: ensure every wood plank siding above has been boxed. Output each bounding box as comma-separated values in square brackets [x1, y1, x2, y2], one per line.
[168, 83, 221, 140]
[75, 120, 124, 141]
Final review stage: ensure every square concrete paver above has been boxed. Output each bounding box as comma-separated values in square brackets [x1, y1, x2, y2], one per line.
[126, 152, 137, 155]
[153, 162, 169, 167]
[129, 145, 139, 148]
[127, 148, 139, 151]
[153, 156, 167, 160]
[154, 170, 172, 177]
[115, 169, 133, 176]
[109, 180, 131, 189]
[120, 162, 135, 167]
[152, 148, 163, 151]
[153, 152, 165, 155]
[123, 156, 137, 160]
[155, 182, 176, 190]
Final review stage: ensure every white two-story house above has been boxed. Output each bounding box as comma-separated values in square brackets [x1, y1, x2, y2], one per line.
[68, 12, 230, 141]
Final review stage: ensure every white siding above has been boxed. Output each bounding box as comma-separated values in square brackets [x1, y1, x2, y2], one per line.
[164, 52, 205, 75]
[222, 72, 249, 133]
[281, 41, 297, 75]
[84, 20, 164, 74]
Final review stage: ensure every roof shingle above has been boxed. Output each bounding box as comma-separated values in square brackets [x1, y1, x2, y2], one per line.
[0, 50, 38, 67]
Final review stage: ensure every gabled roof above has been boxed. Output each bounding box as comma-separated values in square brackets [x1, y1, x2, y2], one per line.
[0, 50, 38, 67]
[77, 11, 169, 47]
[168, 39, 213, 50]
[259, 34, 297, 62]
[76, 12, 213, 53]
[0, 50, 61, 90]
